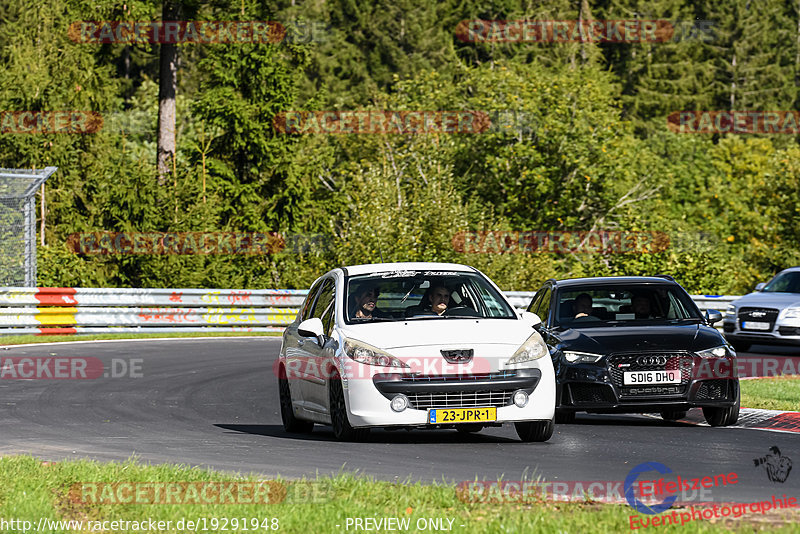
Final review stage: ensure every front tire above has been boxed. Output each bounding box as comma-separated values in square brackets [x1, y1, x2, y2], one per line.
[703, 385, 740, 427]
[278, 367, 314, 433]
[515, 418, 554, 442]
[329, 373, 370, 442]
[555, 410, 576, 424]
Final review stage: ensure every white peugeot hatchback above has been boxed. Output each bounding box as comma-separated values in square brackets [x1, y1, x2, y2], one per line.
[276, 262, 556, 442]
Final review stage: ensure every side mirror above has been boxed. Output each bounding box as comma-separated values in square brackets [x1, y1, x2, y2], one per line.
[298, 317, 325, 344]
[755, 283, 766, 292]
[705, 309, 723, 325]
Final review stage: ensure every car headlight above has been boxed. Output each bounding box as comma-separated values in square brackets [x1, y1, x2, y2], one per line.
[563, 351, 603, 363]
[726, 304, 736, 315]
[343, 338, 409, 368]
[506, 331, 548, 365]
[696, 346, 729, 358]
[783, 307, 800, 319]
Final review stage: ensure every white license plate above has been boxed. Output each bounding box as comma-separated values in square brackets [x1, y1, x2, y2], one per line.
[623, 370, 680, 385]
[742, 321, 770, 331]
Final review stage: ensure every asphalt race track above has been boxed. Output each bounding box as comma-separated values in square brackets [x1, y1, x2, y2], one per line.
[0, 338, 797, 504]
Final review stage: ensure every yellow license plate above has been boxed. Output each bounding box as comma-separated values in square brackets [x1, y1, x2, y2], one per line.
[428, 407, 497, 424]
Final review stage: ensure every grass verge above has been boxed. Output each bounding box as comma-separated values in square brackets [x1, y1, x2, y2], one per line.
[740, 376, 800, 411]
[0, 331, 280, 346]
[0, 456, 796, 533]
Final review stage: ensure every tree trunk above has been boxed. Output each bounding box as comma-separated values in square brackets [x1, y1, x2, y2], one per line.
[157, 1, 179, 185]
[730, 51, 736, 111]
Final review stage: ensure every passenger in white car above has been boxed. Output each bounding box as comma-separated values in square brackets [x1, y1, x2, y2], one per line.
[350, 284, 388, 319]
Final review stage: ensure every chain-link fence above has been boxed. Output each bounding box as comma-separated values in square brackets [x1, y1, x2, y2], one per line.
[0, 167, 57, 286]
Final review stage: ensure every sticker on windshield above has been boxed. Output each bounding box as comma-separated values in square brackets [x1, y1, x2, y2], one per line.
[373, 270, 417, 278]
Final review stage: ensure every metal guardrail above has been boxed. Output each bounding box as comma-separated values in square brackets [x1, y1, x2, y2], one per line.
[0, 287, 741, 336]
[0, 287, 306, 335]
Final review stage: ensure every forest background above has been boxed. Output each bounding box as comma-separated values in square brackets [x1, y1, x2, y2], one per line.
[1, 0, 799, 293]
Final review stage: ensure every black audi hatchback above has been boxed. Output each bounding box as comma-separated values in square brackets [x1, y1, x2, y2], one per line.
[527, 276, 739, 426]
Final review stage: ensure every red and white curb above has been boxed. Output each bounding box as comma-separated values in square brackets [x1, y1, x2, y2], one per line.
[645, 408, 800, 434]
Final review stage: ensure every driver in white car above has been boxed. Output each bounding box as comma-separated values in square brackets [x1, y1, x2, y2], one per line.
[406, 284, 452, 316]
[428, 284, 451, 315]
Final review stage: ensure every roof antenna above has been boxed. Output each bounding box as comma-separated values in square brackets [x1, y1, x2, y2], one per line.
[379, 247, 384, 263]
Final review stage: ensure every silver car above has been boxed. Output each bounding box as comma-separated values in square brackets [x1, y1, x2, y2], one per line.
[722, 267, 800, 351]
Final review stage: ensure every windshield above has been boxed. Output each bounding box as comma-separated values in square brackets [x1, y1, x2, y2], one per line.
[344, 269, 516, 323]
[762, 271, 800, 293]
[553, 285, 702, 328]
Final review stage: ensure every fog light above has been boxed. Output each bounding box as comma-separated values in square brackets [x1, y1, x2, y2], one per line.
[513, 390, 529, 407]
[390, 394, 409, 412]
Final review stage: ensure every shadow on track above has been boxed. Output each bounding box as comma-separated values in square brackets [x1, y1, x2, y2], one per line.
[214, 424, 519, 443]
[564, 414, 697, 427]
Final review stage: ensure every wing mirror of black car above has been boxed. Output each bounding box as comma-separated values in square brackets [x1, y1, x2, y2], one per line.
[705, 309, 723, 325]
[298, 317, 326, 345]
[755, 283, 766, 292]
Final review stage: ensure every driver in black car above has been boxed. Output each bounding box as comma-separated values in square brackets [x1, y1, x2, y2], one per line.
[632, 294, 654, 319]
[573, 293, 594, 320]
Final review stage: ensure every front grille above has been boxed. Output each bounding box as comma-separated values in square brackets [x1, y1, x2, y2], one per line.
[568, 383, 616, 404]
[407, 390, 514, 409]
[738, 307, 779, 331]
[696, 380, 730, 400]
[401, 371, 517, 383]
[607, 352, 692, 398]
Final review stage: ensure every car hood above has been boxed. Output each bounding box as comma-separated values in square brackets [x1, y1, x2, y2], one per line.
[554, 324, 723, 355]
[731, 292, 800, 309]
[337, 318, 533, 350]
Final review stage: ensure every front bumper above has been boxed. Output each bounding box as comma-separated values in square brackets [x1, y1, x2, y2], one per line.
[723, 319, 800, 347]
[341, 365, 555, 428]
[556, 352, 739, 413]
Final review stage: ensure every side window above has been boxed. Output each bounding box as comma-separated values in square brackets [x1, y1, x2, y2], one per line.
[299, 279, 323, 321]
[310, 279, 336, 336]
[667, 291, 690, 319]
[535, 288, 552, 325]
[527, 290, 542, 314]
[470, 281, 507, 317]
